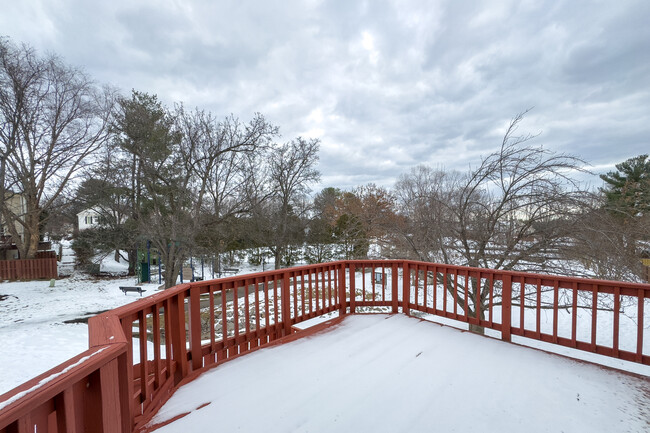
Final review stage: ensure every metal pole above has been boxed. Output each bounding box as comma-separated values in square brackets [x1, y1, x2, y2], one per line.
[146, 240, 151, 283]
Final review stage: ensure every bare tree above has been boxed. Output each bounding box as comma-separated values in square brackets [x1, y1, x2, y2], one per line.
[0, 38, 114, 258]
[112, 90, 279, 288]
[267, 137, 320, 268]
[394, 111, 589, 332]
[564, 197, 648, 281]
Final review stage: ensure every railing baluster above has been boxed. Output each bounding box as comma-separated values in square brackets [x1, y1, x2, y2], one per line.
[264, 276, 270, 340]
[591, 284, 597, 352]
[254, 278, 261, 346]
[613, 286, 620, 358]
[501, 274, 512, 342]
[209, 286, 215, 359]
[488, 272, 493, 324]
[221, 287, 227, 359]
[637, 288, 644, 363]
[536, 280, 541, 338]
[244, 280, 250, 350]
[350, 266, 356, 313]
[152, 304, 161, 387]
[308, 271, 313, 317]
[281, 270, 292, 337]
[300, 270, 306, 318]
[443, 268, 448, 314]
[273, 274, 279, 335]
[423, 267, 428, 312]
[293, 271, 299, 318]
[163, 299, 172, 379]
[552, 281, 559, 344]
[138, 309, 148, 402]
[413, 265, 419, 309]
[453, 271, 458, 317]
[432, 265, 438, 314]
[571, 282, 578, 348]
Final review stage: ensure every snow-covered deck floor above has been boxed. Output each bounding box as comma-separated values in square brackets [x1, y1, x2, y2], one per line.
[149, 314, 650, 433]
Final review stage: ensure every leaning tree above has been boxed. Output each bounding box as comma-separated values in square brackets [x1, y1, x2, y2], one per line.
[0, 38, 113, 258]
[394, 111, 589, 332]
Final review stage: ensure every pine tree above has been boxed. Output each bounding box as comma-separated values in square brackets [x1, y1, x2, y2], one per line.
[600, 154, 650, 218]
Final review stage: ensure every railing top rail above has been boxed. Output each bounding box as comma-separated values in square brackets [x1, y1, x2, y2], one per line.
[400, 259, 650, 292]
[111, 260, 650, 320]
[110, 261, 353, 319]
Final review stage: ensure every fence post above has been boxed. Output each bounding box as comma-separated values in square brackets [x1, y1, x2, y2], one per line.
[501, 274, 512, 342]
[282, 270, 292, 336]
[402, 261, 410, 315]
[338, 263, 347, 316]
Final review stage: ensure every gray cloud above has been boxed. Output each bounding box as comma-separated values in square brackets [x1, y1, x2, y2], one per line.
[2, 0, 648, 191]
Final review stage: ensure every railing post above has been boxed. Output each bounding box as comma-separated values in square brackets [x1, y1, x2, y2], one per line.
[402, 261, 410, 315]
[338, 263, 347, 316]
[282, 270, 292, 336]
[501, 274, 512, 342]
[170, 291, 188, 384]
[99, 357, 123, 433]
[391, 263, 399, 314]
[189, 285, 203, 371]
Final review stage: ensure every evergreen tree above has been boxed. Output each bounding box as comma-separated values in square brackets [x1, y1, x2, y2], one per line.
[600, 154, 650, 218]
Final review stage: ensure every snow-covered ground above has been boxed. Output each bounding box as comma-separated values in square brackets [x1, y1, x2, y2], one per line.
[0, 272, 161, 394]
[0, 243, 271, 395]
[150, 314, 650, 433]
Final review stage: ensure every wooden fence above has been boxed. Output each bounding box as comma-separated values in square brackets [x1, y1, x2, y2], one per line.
[0, 260, 648, 433]
[0, 257, 57, 280]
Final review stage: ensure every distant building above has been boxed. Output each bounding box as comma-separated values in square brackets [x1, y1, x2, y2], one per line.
[1, 191, 27, 242]
[77, 208, 103, 231]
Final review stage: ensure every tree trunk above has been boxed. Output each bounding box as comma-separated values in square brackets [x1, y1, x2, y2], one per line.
[128, 247, 137, 276]
[274, 247, 282, 270]
[469, 307, 486, 335]
[26, 229, 40, 259]
[164, 257, 182, 289]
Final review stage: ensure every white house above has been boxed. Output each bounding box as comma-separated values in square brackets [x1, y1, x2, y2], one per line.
[77, 208, 103, 231]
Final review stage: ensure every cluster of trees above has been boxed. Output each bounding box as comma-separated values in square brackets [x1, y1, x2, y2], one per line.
[2, 38, 648, 293]
[71, 91, 325, 288]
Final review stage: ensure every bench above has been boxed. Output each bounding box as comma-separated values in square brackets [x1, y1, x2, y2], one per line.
[216, 268, 239, 277]
[119, 286, 146, 296]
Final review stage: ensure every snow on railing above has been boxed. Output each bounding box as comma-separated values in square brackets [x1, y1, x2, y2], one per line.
[1, 260, 648, 433]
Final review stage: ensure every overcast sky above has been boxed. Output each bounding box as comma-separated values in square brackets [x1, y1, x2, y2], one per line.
[1, 0, 648, 191]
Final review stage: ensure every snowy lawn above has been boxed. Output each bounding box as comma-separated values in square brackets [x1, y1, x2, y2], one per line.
[0, 272, 161, 394]
[150, 314, 650, 433]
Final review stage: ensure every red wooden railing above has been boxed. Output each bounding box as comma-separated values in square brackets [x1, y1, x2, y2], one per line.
[0, 257, 58, 280]
[1, 260, 648, 433]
